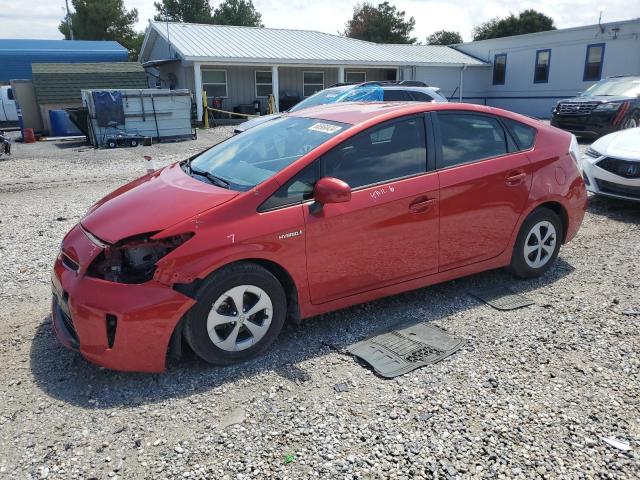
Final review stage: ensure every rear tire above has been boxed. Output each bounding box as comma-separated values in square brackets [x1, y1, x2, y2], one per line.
[510, 207, 563, 278]
[184, 262, 286, 365]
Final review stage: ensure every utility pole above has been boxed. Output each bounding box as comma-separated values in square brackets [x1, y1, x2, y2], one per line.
[65, 0, 74, 40]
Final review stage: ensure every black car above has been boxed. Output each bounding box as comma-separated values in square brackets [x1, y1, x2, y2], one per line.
[551, 76, 640, 138]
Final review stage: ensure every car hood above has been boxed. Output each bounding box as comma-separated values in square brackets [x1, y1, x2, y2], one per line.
[81, 163, 239, 244]
[592, 127, 640, 161]
[236, 113, 282, 132]
[560, 95, 633, 103]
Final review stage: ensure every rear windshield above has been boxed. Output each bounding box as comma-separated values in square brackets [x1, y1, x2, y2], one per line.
[583, 78, 640, 97]
[289, 88, 350, 112]
[189, 116, 348, 191]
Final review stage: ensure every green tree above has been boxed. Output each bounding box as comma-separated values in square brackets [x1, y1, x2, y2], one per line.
[344, 2, 416, 44]
[212, 0, 264, 27]
[154, 0, 213, 23]
[426, 30, 463, 45]
[59, 0, 140, 55]
[473, 9, 555, 40]
[128, 32, 146, 61]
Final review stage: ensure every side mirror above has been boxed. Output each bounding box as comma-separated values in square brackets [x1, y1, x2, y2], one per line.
[310, 177, 351, 213]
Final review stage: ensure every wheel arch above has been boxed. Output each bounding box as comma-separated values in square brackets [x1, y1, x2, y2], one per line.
[534, 201, 569, 243]
[167, 257, 301, 362]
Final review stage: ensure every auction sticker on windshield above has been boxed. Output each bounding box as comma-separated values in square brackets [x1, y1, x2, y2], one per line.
[308, 123, 342, 134]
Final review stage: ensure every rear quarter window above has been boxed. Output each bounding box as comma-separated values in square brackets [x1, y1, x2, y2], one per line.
[503, 118, 536, 150]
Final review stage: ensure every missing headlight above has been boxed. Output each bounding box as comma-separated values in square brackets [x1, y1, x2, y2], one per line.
[87, 232, 193, 284]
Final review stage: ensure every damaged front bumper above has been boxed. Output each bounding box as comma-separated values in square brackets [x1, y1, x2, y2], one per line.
[51, 225, 196, 373]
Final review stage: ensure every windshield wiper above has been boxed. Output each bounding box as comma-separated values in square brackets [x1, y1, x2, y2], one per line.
[190, 166, 230, 189]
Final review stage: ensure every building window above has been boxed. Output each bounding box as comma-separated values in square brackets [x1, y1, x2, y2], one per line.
[255, 70, 273, 97]
[345, 71, 366, 83]
[584, 43, 605, 81]
[303, 71, 324, 97]
[493, 54, 506, 85]
[534, 49, 551, 83]
[202, 69, 227, 98]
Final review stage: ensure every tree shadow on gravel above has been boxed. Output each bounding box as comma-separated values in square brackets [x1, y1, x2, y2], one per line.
[30, 258, 574, 409]
[586, 195, 640, 225]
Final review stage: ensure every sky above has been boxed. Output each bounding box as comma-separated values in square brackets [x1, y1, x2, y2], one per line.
[3, 0, 640, 42]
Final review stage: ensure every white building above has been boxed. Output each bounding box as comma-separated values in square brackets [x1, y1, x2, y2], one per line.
[139, 17, 640, 121]
[453, 17, 640, 117]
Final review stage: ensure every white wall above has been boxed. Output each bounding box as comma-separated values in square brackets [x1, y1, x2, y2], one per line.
[453, 18, 640, 118]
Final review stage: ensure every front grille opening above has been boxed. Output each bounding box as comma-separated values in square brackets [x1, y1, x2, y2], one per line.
[106, 314, 118, 348]
[55, 298, 79, 344]
[62, 254, 79, 272]
[557, 102, 599, 115]
[597, 158, 640, 179]
[596, 179, 640, 199]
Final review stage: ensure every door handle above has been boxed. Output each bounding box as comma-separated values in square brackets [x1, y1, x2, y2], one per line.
[409, 197, 437, 213]
[506, 171, 526, 185]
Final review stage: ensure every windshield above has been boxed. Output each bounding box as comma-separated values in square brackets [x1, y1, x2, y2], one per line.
[189, 116, 348, 191]
[289, 87, 351, 112]
[583, 78, 640, 97]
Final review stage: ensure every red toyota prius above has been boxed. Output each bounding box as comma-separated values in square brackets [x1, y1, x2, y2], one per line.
[52, 102, 587, 372]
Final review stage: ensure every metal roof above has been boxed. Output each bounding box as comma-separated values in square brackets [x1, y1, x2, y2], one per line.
[32, 62, 145, 74]
[0, 39, 127, 53]
[379, 44, 486, 66]
[143, 22, 486, 67]
[32, 62, 147, 104]
[0, 39, 128, 83]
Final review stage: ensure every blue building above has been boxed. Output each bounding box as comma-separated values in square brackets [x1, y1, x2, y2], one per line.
[0, 39, 129, 84]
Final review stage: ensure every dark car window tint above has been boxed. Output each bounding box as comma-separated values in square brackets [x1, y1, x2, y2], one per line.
[383, 90, 411, 101]
[438, 113, 508, 168]
[409, 91, 434, 102]
[7, 88, 14, 100]
[503, 118, 536, 150]
[259, 162, 319, 211]
[323, 116, 426, 189]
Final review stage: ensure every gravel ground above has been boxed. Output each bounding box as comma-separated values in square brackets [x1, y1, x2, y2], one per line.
[0, 130, 638, 479]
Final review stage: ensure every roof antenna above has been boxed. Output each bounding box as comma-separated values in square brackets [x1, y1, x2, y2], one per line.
[166, 13, 172, 59]
[597, 7, 606, 34]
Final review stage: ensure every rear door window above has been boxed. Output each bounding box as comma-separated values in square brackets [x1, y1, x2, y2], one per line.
[383, 90, 411, 101]
[323, 116, 427, 188]
[436, 113, 509, 169]
[502, 118, 536, 150]
[408, 91, 434, 102]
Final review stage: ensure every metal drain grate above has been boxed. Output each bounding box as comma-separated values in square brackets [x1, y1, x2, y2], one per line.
[346, 324, 465, 378]
[469, 286, 534, 311]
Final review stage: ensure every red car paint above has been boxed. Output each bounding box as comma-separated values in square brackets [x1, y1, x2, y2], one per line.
[52, 102, 587, 372]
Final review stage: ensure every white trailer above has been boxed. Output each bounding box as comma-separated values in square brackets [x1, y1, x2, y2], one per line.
[81, 88, 195, 148]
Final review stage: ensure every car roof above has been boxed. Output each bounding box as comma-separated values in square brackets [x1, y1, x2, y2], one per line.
[325, 83, 440, 93]
[288, 101, 528, 126]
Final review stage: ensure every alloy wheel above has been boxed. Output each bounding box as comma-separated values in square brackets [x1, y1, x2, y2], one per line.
[207, 285, 273, 351]
[622, 117, 639, 129]
[524, 221, 557, 269]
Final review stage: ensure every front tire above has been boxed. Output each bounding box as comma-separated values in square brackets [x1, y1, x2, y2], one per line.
[184, 263, 286, 365]
[510, 208, 563, 278]
[621, 113, 639, 130]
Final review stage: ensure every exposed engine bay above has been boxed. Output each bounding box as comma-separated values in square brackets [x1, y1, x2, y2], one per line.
[86, 232, 193, 284]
